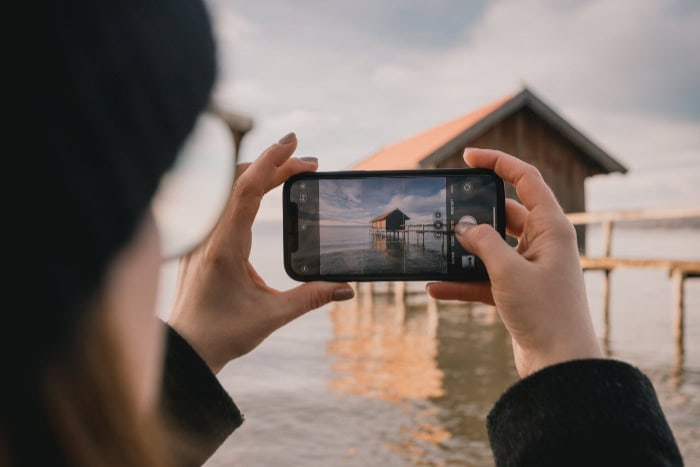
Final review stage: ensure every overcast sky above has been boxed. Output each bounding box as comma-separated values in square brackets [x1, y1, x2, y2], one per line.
[206, 0, 700, 220]
[319, 177, 445, 225]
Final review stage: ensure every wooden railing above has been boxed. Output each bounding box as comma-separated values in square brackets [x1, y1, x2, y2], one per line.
[355, 207, 699, 372]
[566, 207, 700, 363]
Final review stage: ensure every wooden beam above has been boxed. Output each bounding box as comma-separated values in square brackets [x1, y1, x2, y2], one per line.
[566, 207, 700, 225]
[580, 257, 700, 274]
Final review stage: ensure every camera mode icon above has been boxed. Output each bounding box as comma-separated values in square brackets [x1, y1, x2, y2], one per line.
[461, 255, 476, 269]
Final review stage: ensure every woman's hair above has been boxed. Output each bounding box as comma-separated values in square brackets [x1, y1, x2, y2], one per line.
[13, 0, 217, 371]
[4, 0, 217, 463]
[3, 307, 169, 467]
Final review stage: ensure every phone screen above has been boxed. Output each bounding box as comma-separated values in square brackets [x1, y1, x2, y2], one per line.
[284, 170, 504, 281]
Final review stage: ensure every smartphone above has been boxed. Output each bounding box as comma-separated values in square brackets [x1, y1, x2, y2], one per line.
[283, 169, 505, 282]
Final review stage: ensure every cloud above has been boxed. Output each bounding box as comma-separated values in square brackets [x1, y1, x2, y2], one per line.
[382, 189, 447, 224]
[207, 0, 700, 216]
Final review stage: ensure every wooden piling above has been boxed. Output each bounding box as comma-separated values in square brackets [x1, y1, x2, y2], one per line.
[602, 220, 613, 257]
[601, 269, 611, 355]
[567, 207, 700, 369]
[672, 268, 685, 358]
[394, 281, 406, 304]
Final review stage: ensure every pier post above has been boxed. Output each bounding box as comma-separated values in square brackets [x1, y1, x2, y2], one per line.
[671, 268, 685, 363]
[602, 220, 613, 257]
[600, 221, 613, 356]
[427, 295, 439, 315]
[601, 269, 611, 356]
[360, 282, 374, 310]
[394, 281, 406, 304]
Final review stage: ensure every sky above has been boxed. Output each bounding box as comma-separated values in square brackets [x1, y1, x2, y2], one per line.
[205, 0, 700, 221]
[319, 178, 446, 225]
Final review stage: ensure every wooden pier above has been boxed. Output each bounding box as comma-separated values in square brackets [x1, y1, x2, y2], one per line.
[370, 223, 450, 254]
[357, 207, 699, 374]
[567, 207, 700, 365]
[370, 223, 449, 239]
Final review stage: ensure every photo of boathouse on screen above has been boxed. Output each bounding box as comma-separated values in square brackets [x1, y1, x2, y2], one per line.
[315, 175, 497, 276]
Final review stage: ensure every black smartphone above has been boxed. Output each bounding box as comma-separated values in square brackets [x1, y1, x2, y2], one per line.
[283, 169, 505, 282]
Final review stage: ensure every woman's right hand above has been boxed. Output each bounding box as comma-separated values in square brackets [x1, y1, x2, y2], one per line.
[427, 148, 602, 378]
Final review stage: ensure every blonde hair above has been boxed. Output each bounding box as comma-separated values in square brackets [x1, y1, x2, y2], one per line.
[3, 307, 169, 467]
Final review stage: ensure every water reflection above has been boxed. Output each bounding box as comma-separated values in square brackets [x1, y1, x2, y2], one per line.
[328, 290, 442, 401]
[371, 236, 409, 259]
[327, 288, 518, 465]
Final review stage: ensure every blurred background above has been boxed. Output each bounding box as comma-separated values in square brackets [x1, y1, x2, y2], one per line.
[160, 1, 700, 465]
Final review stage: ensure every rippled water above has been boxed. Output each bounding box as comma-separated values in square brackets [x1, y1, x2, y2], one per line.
[320, 225, 448, 275]
[186, 222, 700, 466]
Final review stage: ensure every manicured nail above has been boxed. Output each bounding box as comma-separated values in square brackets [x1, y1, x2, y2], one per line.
[463, 147, 475, 166]
[300, 156, 318, 164]
[278, 132, 296, 144]
[332, 287, 355, 301]
[455, 220, 475, 236]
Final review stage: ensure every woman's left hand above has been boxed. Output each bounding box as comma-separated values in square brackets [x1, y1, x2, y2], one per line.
[168, 133, 354, 373]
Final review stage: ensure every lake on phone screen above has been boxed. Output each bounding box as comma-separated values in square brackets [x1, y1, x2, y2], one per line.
[319, 225, 448, 275]
[158, 221, 700, 466]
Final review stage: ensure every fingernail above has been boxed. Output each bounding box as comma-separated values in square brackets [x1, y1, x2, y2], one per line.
[278, 132, 296, 144]
[332, 287, 355, 301]
[300, 156, 318, 164]
[463, 147, 475, 167]
[455, 220, 475, 236]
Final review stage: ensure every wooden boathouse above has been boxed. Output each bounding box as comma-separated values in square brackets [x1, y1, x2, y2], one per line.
[370, 208, 410, 238]
[347, 89, 699, 372]
[353, 87, 628, 252]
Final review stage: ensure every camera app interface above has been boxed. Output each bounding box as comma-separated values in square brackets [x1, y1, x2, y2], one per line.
[290, 175, 497, 277]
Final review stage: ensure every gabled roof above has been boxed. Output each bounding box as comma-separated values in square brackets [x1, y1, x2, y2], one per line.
[370, 208, 410, 223]
[353, 88, 627, 174]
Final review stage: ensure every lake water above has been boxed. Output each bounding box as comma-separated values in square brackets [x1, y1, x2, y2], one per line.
[165, 221, 700, 466]
[319, 225, 447, 275]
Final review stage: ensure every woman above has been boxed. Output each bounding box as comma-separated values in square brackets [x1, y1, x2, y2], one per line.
[6, 0, 352, 465]
[4, 0, 683, 466]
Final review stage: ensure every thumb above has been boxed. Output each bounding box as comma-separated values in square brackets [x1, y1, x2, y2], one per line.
[456, 222, 520, 280]
[277, 282, 355, 324]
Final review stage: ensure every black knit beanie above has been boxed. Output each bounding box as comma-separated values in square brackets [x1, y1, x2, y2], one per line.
[7, 0, 216, 378]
